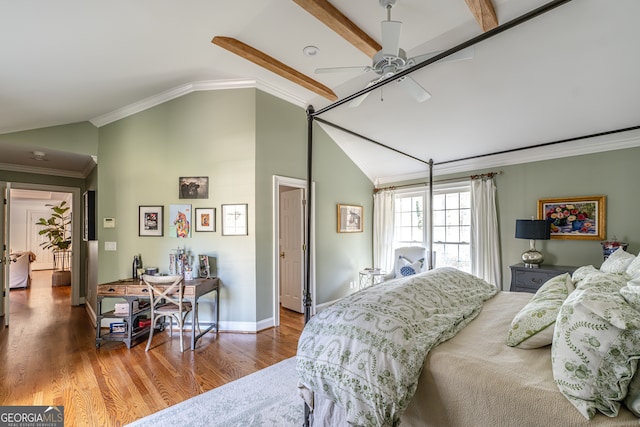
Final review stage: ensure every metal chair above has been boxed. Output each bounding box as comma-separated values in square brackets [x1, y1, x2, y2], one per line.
[142, 274, 193, 352]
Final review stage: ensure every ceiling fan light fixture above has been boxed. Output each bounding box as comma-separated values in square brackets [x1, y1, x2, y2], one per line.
[303, 45, 319, 57]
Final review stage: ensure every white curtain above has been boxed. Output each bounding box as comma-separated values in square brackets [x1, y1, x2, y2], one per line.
[373, 190, 395, 273]
[470, 177, 501, 287]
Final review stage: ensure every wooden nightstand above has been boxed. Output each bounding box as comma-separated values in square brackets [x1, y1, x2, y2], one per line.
[509, 264, 578, 293]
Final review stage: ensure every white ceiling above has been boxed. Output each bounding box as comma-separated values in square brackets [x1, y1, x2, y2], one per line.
[1, 0, 639, 182]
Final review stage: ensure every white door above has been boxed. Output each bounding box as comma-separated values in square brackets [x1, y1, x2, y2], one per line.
[28, 210, 55, 270]
[279, 188, 304, 313]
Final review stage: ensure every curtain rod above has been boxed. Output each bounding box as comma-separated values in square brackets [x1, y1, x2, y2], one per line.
[310, 0, 573, 118]
[373, 171, 502, 194]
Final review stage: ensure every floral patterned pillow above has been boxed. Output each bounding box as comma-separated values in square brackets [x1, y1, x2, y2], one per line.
[600, 247, 635, 274]
[552, 274, 640, 419]
[506, 273, 574, 349]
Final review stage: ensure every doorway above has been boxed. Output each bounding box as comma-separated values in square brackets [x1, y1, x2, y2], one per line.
[273, 176, 315, 328]
[1, 182, 81, 327]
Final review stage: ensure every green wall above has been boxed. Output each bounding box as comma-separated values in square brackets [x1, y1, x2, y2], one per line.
[0, 122, 98, 156]
[97, 89, 258, 323]
[389, 144, 640, 290]
[95, 88, 373, 327]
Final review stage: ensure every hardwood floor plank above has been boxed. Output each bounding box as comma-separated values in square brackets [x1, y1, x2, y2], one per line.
[0, 270, 303, 426]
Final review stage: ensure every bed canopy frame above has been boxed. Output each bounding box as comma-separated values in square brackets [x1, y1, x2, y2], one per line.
[299, 0, 639, 423]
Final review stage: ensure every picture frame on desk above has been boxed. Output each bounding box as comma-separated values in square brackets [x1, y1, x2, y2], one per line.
[538, 195, 605, 240]
[139, 205, 164, 237]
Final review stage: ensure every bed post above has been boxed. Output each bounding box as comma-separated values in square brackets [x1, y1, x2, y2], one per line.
[303, 105, 315, 427]
[428, 158, 434, 270]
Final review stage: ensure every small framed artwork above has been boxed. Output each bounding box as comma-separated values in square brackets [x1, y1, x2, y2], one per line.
[337, 204, 363, 233]
[537, 195, 606, 240]
[139, 205, 164, 237]
[169, 204, 192, 238]
[222, 204, 248, 236]
[195, 208, 216, 232]
[179, 176, 209, 199]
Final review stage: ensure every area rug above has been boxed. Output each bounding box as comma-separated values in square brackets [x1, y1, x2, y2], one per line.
[126, 357, 304, 427]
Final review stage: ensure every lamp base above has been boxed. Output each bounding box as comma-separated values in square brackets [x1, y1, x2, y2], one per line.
[521, 249, 544, 268]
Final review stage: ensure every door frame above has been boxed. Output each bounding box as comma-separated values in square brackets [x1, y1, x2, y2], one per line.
[8, 182, 82, 306]
[272, 175, 315, 327]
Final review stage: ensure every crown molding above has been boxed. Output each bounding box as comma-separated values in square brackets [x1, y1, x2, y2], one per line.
[374, 128, 640, 185]
[90, 79, 308, 128]
[0, 162, 86, 179]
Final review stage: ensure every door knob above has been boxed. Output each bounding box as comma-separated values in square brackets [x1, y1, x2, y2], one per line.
[280, 251, 285, 259]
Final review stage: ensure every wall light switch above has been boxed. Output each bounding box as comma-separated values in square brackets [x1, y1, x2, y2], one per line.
[105, 241, 117, 251]
[103, 218, 116, 228]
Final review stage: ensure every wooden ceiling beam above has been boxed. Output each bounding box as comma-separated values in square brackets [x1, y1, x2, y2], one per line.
[211, 36, 338, 101]
[292, 0, 381, 58]
[464, 0, 498, 31]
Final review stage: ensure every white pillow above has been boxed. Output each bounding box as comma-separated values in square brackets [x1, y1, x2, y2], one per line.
[395, 256, 424, 277]
[600, 247, 635, 274]
[506, 273, 574, 349]
[627, 254, 640, 277]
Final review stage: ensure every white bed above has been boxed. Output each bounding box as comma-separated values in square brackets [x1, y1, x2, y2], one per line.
[298, 265, 640, 426]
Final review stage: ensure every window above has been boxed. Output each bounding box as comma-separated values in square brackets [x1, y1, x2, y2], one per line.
[393, 184, 470, 272]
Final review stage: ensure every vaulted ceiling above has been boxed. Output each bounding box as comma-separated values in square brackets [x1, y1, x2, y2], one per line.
[1, 0, 639, 182]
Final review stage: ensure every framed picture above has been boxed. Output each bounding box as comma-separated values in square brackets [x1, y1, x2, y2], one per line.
[537, 195, 606, 240]
[195, 208, 216, 232]
[337, 204, 363, 233]
[179, 176, 209, 199]
[222, 204, 248, 236]
[169, 204, 192, 238]
[139, 205, 164, 237]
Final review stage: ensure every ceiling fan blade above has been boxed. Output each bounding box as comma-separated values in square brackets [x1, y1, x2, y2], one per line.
[409, 46, 475, 66]
[315, 66, 371, 74]
[348, 91, 372, 108]
[381, 20, 402, 57]
[211, 36, 337, 101]
[348, 79, 379, 108]
[396, 76, 431, 103]
[292, 0, 381, 58]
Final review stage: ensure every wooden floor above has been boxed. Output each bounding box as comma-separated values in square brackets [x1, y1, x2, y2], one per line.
[0, 270, 304, 427]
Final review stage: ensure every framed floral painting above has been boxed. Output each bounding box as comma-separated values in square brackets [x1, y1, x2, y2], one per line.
[537, 196, 606, 240]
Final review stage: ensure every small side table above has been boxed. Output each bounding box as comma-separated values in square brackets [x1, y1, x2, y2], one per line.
[359, 269, 386, 289]
[509, 264, 578, 293]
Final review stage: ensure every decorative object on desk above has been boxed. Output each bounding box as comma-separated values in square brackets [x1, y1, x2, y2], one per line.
[144, 267, 158, 276]
[337, 204, 363, 233]
[222, 203, 248, 236]
[169, 204, 191, 238]
[132, 255, 141, 279]
[515, 218, 550, 268]
[178, 176, 209, 199]
[170, 246, 193, 277]
[198, 254, 211, 278]
[600, 236, 628, 260]
[36, 200, 72, 286]
[195, 208, 215, 232]
[139, 205, 164, 237]
[537, 195, 605, 240]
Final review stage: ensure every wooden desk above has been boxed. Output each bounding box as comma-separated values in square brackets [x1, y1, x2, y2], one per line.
[96, 277, 219, 350]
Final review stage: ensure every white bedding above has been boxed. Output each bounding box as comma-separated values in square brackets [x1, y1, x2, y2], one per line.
[310, 291, 638, 426]
[9, 252, 32, 289]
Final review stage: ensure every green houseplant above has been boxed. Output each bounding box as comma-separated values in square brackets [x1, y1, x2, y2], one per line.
[36, 201, 72, 284]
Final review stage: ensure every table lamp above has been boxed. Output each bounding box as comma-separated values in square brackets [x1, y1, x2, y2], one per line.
[515, 219, 551, 268]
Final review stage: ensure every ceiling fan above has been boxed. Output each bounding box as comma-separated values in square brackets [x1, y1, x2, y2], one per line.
[315, 0, 474, 107]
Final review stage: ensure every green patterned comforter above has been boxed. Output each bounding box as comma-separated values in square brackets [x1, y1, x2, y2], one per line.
[296, 267, 498, 427]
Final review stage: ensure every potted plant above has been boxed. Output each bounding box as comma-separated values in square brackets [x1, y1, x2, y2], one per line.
[36, 200, 72, 286]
